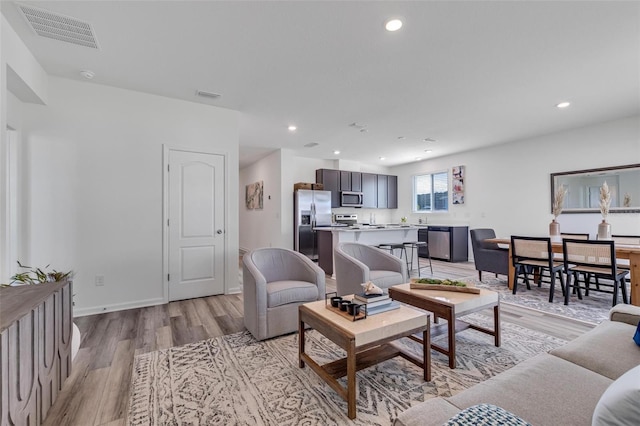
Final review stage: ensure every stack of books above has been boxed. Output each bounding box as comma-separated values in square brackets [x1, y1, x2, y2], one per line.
[353, 292, 399, 315]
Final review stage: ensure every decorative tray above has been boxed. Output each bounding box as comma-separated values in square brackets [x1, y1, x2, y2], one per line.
[324, 292, 367, 321]
[409, 278, 481, 294]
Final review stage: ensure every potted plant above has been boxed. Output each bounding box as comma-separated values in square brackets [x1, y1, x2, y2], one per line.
[598, 181, 612, 239]
[550, 184, 566, 236]
[2, 262, 80, 360]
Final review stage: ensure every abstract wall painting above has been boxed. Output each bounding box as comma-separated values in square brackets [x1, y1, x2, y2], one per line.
[246, 181, 264, 209]
[452, 166, 465, 205]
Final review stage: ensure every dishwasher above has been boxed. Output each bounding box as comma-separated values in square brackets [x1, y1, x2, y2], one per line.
[427, 227, 451, 260]
[418, 226, 469, 262]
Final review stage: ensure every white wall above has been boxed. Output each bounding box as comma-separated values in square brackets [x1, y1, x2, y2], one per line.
[239, 149, 283, 251]
[1, 15, 48, 282]
[21, 76, 239, 315]
[391, 115, 640, 240]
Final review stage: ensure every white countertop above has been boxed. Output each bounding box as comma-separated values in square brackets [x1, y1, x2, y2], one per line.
[315, 226, 418, 232]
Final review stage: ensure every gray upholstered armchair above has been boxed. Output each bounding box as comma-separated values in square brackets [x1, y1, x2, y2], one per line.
[470, 228, 509, 281]
[334, 242, 408, 296]
[243, 248, 325, 341]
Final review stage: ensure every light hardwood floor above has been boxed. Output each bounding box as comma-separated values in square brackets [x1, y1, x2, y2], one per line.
[44, 258, 594, 426]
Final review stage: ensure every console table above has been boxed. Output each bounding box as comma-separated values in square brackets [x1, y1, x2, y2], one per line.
[0, 280, 73, 425]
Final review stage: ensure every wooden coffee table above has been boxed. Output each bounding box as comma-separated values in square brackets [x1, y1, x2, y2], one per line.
[388, 284, 500, 369]
[298, 298, 430, 419]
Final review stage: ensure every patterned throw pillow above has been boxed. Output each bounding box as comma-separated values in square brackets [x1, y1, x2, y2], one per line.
[443, 404, 531, 426]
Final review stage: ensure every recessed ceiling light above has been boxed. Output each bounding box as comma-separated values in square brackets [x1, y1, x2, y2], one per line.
[288, 125, 297, 131]
[334, 150, 341, 155]
[424, 150, 433, 153]
[385, 19, 403, 32]
[423, 138, 436, 142]
[415, 157, 422, 161]
[379, 156, 386, 160]
[80, 70, 94, 79]
[556, 102, 571, 108]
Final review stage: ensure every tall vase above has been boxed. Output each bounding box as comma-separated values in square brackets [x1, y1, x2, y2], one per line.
[549, 219, 560, 237]
[597, 219, 611, 240]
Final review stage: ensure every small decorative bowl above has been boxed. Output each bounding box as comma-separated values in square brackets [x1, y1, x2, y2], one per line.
[330, 296, 343, 307]
[339, 300, 351, 311]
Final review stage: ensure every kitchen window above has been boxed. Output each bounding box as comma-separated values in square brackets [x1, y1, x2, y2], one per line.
[413, 171, 448, 212]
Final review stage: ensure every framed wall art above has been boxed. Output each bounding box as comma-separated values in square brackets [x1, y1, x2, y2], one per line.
[246, 181, 264, 209]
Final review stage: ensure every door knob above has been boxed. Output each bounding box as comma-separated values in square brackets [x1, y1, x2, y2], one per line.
[216, 229, 223, 234]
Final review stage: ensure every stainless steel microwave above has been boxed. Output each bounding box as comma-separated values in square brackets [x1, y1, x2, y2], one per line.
[341, 191, 364, 207]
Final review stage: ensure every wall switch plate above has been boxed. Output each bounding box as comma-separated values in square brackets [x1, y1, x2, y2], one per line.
[95, 275, 105, 286]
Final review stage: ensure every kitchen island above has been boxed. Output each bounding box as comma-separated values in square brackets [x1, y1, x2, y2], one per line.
[316, 226, 419, 276]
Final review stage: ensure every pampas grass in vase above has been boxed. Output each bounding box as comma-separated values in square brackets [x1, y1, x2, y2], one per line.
[598, 181, 612, 239]
[550, 185, 566, 236]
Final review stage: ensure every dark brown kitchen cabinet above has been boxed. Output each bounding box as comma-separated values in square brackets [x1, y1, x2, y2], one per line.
[350, 172, 362, 192]
[315, 169, 340, 207]
[340, 171, 351, 191]
[362, 173, 377, 208]
[387, 175, 398, 209]
[377, 175, 388, 208]
[339, 171, 362, 192]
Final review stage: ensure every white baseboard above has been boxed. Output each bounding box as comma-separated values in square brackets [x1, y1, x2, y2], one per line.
[73, 297, 165, 317]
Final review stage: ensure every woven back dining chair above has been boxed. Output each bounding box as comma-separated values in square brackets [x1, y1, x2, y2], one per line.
[562, 239, 629, 307]
[511, 236, 565, 303]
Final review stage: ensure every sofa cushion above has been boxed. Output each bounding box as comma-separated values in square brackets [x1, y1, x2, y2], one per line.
[447, 354, 612, 426]
[592, 364, 640, 426]
[443, 404, 530, 426]
[266, 280, 318, 308]
[550, 320, 640, 380]
[393, 398, 461, 426]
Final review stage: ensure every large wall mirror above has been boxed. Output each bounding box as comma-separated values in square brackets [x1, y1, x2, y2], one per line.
[551, 164, 640, 214]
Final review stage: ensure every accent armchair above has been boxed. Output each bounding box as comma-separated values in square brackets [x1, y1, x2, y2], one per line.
[470, 228, 509, 281]
[334, 242, 408, 296]
[243, 248, 325, 340]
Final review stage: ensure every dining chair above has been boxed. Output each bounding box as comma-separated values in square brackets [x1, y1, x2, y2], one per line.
[470, 229, 509, 281]
[560, 233, 590, 240]
[562, 239, 629, 307]
[511, 236, 565, 302]
[611, 235, 640, 271]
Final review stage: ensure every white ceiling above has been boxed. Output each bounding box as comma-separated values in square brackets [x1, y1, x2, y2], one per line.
[3, 1, 639, 169]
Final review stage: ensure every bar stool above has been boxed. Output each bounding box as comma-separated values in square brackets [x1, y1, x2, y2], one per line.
[403, 241, 433, 277]
[377, 243, 410, 272]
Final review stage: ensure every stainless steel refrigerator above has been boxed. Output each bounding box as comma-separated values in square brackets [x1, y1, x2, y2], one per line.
[294, 189, 332, 261]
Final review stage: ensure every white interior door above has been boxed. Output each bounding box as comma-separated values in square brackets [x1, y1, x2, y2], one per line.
[168, 150, 225, 301]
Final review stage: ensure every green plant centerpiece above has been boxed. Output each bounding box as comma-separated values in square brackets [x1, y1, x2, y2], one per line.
[412, 278, 468, 287]
[1, 261, 73, 287]
[410, 277, 481, 294]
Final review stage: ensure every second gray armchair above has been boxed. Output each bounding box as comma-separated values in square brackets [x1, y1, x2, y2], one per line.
[334, 242, 408, 296]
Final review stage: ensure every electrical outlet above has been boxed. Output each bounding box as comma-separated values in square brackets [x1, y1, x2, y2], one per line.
[95, 275, 105, 286]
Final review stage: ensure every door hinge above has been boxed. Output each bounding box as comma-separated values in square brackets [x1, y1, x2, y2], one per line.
[167, 219, 169, 226]
[167, 164, 170, 172]
[167, 274, 170, 281]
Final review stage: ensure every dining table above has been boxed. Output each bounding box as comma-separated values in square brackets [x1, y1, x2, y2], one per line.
[485, 237, 640, 307]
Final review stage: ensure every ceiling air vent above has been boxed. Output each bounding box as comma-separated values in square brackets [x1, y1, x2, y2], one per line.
[18, 4, 99, 49]
[196, 90, 222, 99]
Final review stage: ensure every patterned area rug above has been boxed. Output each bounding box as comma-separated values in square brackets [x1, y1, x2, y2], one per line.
[466, 276, 612, 324]
[128, 314, 566, 425]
